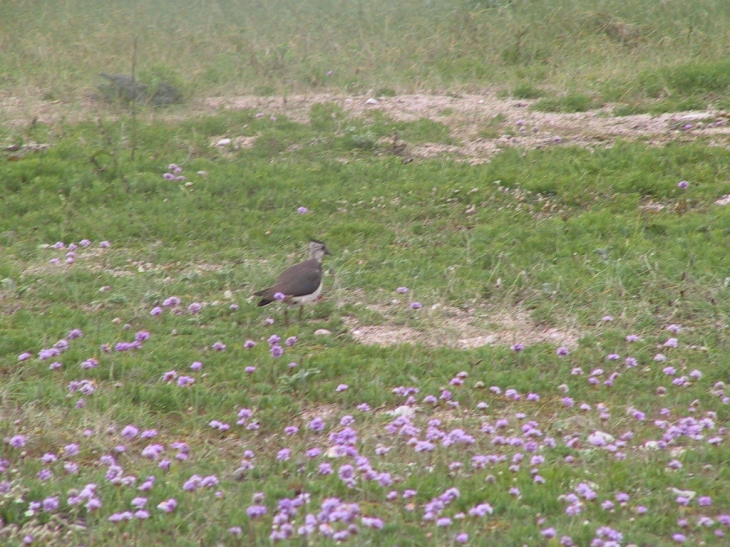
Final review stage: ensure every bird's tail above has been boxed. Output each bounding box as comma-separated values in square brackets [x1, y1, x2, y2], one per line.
[254, 288, 273, 306]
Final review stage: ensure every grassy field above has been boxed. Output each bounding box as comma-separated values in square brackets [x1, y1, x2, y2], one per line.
[3, 0, 730, 112]
[1, 1, 730, 546]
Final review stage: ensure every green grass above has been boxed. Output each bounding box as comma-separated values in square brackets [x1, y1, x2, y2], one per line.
[604, 58, 730, 113]
[2, 0, 730, 112]
[2, 1, 730, 544]
[509, 83, 546, 100]
[1, 108, 729, 546]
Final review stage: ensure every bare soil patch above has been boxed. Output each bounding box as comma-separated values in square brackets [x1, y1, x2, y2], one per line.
[347, 307, 580, 350]
[205, 93, 730, 163]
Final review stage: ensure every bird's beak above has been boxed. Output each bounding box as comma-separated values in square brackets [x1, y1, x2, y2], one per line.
[325, 248, 332, 256]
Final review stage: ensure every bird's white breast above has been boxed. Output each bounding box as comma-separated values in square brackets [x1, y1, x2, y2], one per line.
[290, 279, 323, 305]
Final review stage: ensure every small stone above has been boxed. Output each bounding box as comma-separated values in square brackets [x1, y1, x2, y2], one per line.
[387, 405, 416, 419]
[232, 467, 249, 480]
[365, 98, 378, 105]
[314, 329, 332, 336]
[216, 138, 232, 146]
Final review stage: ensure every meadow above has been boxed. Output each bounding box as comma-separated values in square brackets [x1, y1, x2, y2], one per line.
[2, 1, 730, 546]
[3, 0, 730, 112]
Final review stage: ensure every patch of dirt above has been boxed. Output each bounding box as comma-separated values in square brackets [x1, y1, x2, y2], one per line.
[350, 325, 424, 346]
[204, 93, 730, 163]
[300, 404, 339, 422]
[639, 202, 666, 212]
[212, 135, 257, 151]
[410, 143, 464, 159]
[347, 308, 580, 349]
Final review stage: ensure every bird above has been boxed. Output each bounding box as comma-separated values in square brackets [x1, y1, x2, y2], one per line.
[254, 240, 331, 325]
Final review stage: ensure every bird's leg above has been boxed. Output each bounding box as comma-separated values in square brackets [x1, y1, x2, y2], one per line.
[298, 306, 304, 322]
[284, 308, 289, 327]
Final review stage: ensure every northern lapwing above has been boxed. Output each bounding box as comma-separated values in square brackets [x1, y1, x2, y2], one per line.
[254, 240, 330, 324]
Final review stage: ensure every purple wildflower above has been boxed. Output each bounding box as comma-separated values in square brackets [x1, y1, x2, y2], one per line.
[37, 469, 52, 480]
[8, 435, 26, 448]
[121, 425, 139, 439]
[177, 376, 195, 387]
[157, 499, 177, 513]
[163, 296, 180, 307]
[42, 496, 60, 512]
[109, 511, 133, 522]
[362, 516, 384, 529]
[247, 505, 268, 518]
[188, 302, 202, 314]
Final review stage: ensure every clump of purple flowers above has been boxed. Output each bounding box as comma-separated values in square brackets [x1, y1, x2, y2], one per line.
[164, 164, 186, 182]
